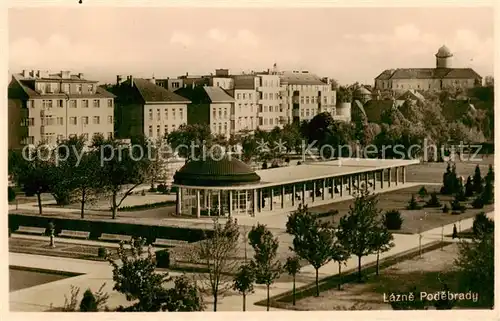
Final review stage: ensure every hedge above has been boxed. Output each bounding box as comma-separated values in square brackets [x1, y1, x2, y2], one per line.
[8, 213, 212, 243]
[118, 200, 176, 212]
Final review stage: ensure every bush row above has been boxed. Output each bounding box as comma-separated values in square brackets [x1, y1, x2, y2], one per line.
[118, 201, 176, 212]
[8, 213, 212, 243]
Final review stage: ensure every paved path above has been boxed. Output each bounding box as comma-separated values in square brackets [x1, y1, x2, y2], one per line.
[9, 211, 493, 312]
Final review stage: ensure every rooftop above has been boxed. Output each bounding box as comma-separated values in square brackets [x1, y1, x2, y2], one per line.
[279, 72, 327, 85]
[132, 78, 191, 103]
[203, 86, 235, 103]
[174, 157, 419, 190]
[375, 68, 481, 80]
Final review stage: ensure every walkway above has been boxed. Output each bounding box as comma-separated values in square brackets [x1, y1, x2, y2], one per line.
[9, 212, 493, 312]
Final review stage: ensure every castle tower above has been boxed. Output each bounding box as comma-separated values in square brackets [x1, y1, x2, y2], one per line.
[435, 45, 453, 69]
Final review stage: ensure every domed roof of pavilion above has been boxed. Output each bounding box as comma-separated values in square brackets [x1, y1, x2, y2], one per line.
[436, 45, 453, 58]
[173, 155, 261, 187]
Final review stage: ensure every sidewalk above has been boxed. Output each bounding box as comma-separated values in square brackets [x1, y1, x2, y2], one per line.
[9, 211, 492, 312]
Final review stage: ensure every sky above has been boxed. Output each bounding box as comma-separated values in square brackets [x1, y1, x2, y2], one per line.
[8, 6, 494, 85]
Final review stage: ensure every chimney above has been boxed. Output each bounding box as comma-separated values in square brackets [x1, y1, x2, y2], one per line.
[78, 73, 84, 79]
[130, 75, 134, 87]
[36, 70, 41, 78]
[61, 70, 70, 79]
[149, 77, 156, 85]
[186, 72, 188, 77]
[116, 75, 122, 85]
[22, 70, 28, 78]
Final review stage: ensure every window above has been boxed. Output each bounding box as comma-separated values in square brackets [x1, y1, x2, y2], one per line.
[237, 93, 241, 99]
[224, 122, 227, 132]
[218, 108, 222, 118]
[164, 125, 168, 135]
[173, 109, 176, 119]
[270, 118, 274, 125]
[148, 125, 153, 136]
[165, 109, 169, 120]
[324, 96, 327, 104]
[264, 106, 268, 112]
[300, 96, 304, 104]
[108, 132, 113, 139]
[93, 116, 100, 124]
[82, 100, 89, 108]
[275, 93, 279, 100]
[218, 123, 222, 133]
[301, 110, 304, 117]
[224, 108, 227, 118]
[107, 99, 113, 108]
[180, 109, 184, 119]
[77, 84, 82, 94]
[157, 109, 160, 120]
[156, 125, 160, 136]
[264, 118, 268, 125]
[22, 118, 35, 126]
[82, 116, 89, 125]
[21, 136, 35, 145]
[107, 116, 113, 124]
[70, 100, 77, 108]
[43, 100, 53, 108]
[149, 109, 153, 121]
[306, 96, 310, 104]
[306, 109, 310, 117]
[249, 93, 253, 100]
[88, 84, 94, 92]
[93, 99, 100, 108]
[264, 93, 268, 99]
[27, 100, 34, 108]
[63, 84, 69, 93]
[212, 109, 216, 119]
[57, 100, 63, 108]
[70, 117, 77, 125]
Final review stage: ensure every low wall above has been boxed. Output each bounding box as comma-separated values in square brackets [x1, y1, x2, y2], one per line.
[8, 213, 213, 243]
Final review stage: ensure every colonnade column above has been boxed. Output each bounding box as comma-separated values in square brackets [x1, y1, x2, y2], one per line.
[395, 167, 399, 186]
[331, 178, 335, 198]
[380, 170, 384, 189]
[402, 166, 407, 184]
[365, 172, 369, 190]
[292, 185, 296, 207]
[270, 188, 274, 211]
[218, 191, 221, 216]
[348, 176, 352, 195]
[196, 190, 201, 218]
[339, 178, 343, 197]
[207, 191, 211, 216]
[176, 188, 182, 215]
[302, 183, 306, 205]
[253, 189, 258, 215]
[312, 181, 316, 203]
[388, 168, 392, 188]
[322, 179, 326, 200]
[281, 186, 285, 209]
[228, 190, 233, 217]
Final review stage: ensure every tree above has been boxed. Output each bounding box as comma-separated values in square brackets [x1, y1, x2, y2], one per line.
[286, 204, 336, 296]
[331, 240, 351, 291]
[307, 112, 335, 145]
[464, 176, 474, 197]
[406, 194, 421, 210]
[337, 190, 381, 282]
[147, 138, 169, 188]
[233, 264, 255, 311]
[192, 218, 240, 311]
[94, 135, 151, 219]
[424, 192, 441, 208]
[10, 144, 51, 215]
[284, 256, 301, 305]
[482, 176, 494, 205]
[473, 165, 483, 194]
[454, 231, 494, 308]
[108, 237, 170, 311]
[372, 223, 394, 276]
[485, 164, 494, 184]
[160, 275, 205, 312]
[472, 212, 494, 238]
[166, 123, 212, 159]
[8, 186, 16, 203]
[248, 224, 281, 311]
[79, 289, 98, 312]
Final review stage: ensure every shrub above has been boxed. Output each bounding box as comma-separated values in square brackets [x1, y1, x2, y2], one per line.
[450, 197, 466, 213]
[442, 204, 449, 213]
[157, 184, 167, 193]
[170, 186, 179, 194]
[80, 289, 98, 312]
[482, 178, 494, 205]
[384, 210, 403, 230]
[315, 209, 339, 218]
[418, 186, 428, 199]
[98, 247, 107, 258]
[118, 201, 175, 212]
[406, 195, 421, 210]
[472, 212, 494, 236]
[297, 161, 301, 165]
[8, 186, 16, 203]
[472, 195, 485, 209]
[141, 190, 146, 196]
[424, 192, 441, 208]
[156, 249, 170, 268]
[149, 187, 157, 193]
[262, 162, 268, 169]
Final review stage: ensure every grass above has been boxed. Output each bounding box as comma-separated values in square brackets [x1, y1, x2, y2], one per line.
[310, 184, 493, 234]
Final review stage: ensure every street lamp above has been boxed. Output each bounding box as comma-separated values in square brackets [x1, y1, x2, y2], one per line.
[418, 218, 423, 258]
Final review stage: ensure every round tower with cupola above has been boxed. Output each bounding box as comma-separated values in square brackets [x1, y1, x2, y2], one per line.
[435, 45, 453, 69]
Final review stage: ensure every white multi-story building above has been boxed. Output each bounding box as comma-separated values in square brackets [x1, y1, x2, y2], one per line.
[8, 70, 116, 149]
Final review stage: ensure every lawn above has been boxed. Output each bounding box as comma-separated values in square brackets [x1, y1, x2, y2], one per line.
[281, 243, 487, 310]
[309, 184, 493, 234]
[406, 158, 493, 184]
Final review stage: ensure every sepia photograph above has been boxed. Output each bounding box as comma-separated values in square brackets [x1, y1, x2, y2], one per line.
[3, 1, 496, 317]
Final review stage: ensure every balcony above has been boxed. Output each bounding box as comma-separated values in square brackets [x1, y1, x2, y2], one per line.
[292, 109, 300, 117]
[40, 125, 45, 135]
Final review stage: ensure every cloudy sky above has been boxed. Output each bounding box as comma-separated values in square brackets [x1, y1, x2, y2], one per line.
[8, 6, 494, 85]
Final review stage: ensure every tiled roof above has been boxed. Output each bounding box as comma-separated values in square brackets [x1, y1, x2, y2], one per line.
[203, 87, 235, 103]
[232, 75, 256, 90]
[132, 78, 190, 103]
[375, 68, 481, 80]
[279, 72, 326, 85]
[397, 89, 425, 102]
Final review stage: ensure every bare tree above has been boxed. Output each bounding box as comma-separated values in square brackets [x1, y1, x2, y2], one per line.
[192, 218, 240, 311]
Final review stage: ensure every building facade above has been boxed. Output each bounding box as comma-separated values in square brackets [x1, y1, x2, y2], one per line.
[8, 70, 115, 149]
[374, 45, 482, 91]
[112, 76, 190, 140]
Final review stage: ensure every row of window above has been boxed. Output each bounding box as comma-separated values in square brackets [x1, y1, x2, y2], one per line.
[21, 132, 113, 145]
[36, 83, 95, 95]
[29, 99, 113, 109]
[299, 96, 327, 104]
[148, 108, 184, 121]
[23, 116, 113, 126]
[148, 124, 181, 137]
[259, 105, 283, 113]
[235, 92, 255, 100]
[259, 117, 281, 126]
[287, 84, 330, 92]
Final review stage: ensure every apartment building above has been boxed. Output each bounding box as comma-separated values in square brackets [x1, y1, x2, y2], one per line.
[8, 70, 115, 149]
[279, 71, 337, 123]
[175, 85, 235, 139]
[255, 74, 284, 130]
[111, 76, 190, 140]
